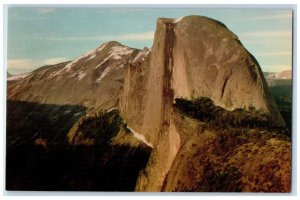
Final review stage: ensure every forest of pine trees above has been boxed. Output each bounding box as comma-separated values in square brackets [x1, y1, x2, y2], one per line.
[77, 109, 123, 145]
[174, 97, 289, 135]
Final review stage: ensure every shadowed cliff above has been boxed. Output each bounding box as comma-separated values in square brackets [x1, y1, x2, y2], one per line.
[6, 15, 291, 192]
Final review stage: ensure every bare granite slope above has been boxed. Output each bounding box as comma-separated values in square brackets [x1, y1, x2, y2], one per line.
[7, 15, 289, 192]
[7, 41, 141, 110]
[119, 16, 286, 191]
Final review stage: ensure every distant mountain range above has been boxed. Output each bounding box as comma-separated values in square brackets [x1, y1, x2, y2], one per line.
[6, 15, 291, 192]
[263, 70, 292, 86]
[264, 70, 292, 80]
[8, 69, 292, 87]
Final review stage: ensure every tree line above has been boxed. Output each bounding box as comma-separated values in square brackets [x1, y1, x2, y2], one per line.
[174, 97, 288, 134]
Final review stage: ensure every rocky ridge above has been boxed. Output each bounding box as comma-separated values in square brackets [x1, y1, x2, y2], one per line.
[119, 16, 287, 191]
[6, 15, 290, 192]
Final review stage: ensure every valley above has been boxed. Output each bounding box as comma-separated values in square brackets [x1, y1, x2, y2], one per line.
[6, 15, 292, 192]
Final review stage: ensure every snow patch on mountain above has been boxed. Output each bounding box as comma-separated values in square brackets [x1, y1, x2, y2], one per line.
[96, 43, 108, 52]
[95, 45, 134, 69]
[109, 46, 134, 60]
[131, 49, 150, 63]
[63, 43, 111, 72]
[64, 54, 86, 72]
[96, 66, 113, 82]
[96, 55, 113, 69]
[25, 42, 137, 83]
[77, 71, 86, 80]
[96, 62, 124, 83]
[88, 53, 96, 60]
[127, 126, 153, 148]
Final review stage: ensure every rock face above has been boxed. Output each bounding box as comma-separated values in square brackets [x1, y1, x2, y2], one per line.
[6, 42, 152, 191]
[7, 15, 289, 192]
[119, 16, 285, 191]
[7, 41, 141, 110]
[162, 128, 291, 192]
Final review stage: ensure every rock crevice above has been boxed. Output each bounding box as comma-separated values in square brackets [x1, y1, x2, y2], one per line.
[119, 16, 285, 191]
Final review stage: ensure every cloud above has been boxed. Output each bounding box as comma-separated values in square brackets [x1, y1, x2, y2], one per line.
[238, 31, 293, 51]
[7, 57, 69, 74]
[239, 31, 292, 38]
[238, 31, 293, 47]
[231, 12, 293, 22]
[7, 59, 36, 72]
[253, 13, 292, 20]
[43, 57, 69, 65]
[36, 8, 56, 14]
[230, 13, 292, 22]
[44, 31, 155, 42]
[256, 51, 292, 57]
[262, 64, 292, 72]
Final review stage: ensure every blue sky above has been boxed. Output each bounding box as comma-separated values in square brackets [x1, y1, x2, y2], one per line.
[7, 7, 292, 74]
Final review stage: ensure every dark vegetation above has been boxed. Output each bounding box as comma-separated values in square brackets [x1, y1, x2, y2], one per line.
[76, 109, 123, 145]
[198, 162, 241, 192]
[270, 84, 292, 132]
[213, 128, 289, 155]
[174, 164, 242, 192]
[6, 101, 151, 191]
[171, 97, 290, 192]
[6, 100, 86, 145]
[6, 142, 151, 191]
[174, 97, 287, 133]
[162, 127, 289, 192]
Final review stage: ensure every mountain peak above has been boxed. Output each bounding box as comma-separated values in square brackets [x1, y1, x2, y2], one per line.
[102, 40, 122, 46]
[7, 15, 291, 192]
[94, 41, 122, 52]
[120, 14, 286, 191]
[7, 39, 140, 108]
[156, 15, 228, 29]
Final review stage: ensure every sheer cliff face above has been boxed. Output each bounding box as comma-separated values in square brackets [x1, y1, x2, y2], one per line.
[172, 16, 281, 118]
[7, 15, 288, 192]
[119, 16, 285, 191]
